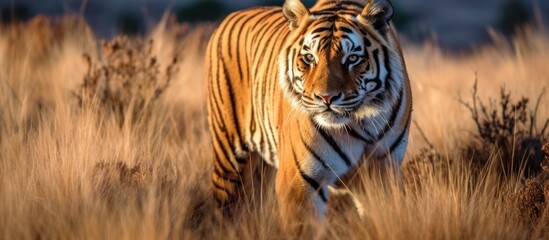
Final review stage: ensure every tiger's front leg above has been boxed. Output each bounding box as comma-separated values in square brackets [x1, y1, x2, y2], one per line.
[274, 115, 334, 236]
[275, 144, 328, 237]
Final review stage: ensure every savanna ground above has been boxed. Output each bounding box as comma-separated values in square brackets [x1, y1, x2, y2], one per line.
[1, 15, 549, 239]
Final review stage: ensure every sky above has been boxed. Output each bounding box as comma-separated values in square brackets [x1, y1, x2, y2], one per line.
[2, 0, 547, 50]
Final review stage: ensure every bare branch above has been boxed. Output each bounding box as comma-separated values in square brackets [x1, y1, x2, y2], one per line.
[413, 120, 434, 149]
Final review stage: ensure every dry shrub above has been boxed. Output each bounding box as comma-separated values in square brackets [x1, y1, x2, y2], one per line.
[513, 178, 547, 224]
[91, 160, 181, 205]
[459, 79, 548, 176]
[403, 147, 451, 188]
[74, 37, 178, 127]
[89, 158, 218, 237]
[402, 120, 459, 189]
[511, 143, 549, 232]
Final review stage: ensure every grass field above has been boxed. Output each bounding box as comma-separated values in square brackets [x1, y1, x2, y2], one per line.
[1, 15, 548, 239]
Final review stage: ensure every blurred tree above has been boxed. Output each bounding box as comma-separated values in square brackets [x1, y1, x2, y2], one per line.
[116, 11, 144, 36]
[174, 0, 226, 22]
[497, 0, 531, 34]
[1, 3, 31, 23]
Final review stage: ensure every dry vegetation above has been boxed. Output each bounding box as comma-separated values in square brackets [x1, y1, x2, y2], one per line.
[1, 15, 549, 239]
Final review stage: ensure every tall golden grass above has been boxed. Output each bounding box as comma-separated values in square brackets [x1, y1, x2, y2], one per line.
[1, 15, 548, 239]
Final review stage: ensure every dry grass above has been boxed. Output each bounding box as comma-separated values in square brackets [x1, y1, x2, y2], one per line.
[1, 15, 548, 239]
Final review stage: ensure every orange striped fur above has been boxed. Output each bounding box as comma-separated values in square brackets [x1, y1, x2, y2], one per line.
[205, 0, 412, 234]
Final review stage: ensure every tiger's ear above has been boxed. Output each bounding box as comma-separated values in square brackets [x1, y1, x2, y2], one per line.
[283, 0, 311, 29]
[358, 0, 394, 31]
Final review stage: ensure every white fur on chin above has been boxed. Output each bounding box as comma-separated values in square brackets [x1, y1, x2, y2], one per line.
[313, 113, 351, 129]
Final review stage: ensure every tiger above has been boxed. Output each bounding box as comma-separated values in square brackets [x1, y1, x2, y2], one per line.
[205, 0, 412, 233]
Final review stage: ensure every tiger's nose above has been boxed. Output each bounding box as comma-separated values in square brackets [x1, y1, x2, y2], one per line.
[314, 92, 342, 105]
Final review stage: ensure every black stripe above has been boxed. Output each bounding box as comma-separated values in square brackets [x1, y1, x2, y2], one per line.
[338, 26, 354, 33]
[211, 119, 230, 155]
[214, 141, 240, 175]
[389, 108, 412, 153]
[213, 45, 225, 104]
[213, 156, 233, 177]
[372, 49, 380, 76]
[214, 167, 240, 184]
[377, 87, 403, 140]
[291, 148, 328, 203]
[318, 36, 332, 51]
[212, 180, 229, 191]
[243, 16, 253, 135]
[331, 38, 342, 52]
[251, 10, 280, 44]
[364, 129, 376, 141]
[305, 19, 330, 31]
[341, 35, 355, 46]
[388, 128, 406, 154]
[317, 7, 346, 13]
[311, 27, 331, 34]
[212, 124, 239, 174]
[255, 18, 286, 70]
[235, 157, 247, 164]
[363, 47, 370, 59]
[336, 10, 361, 16]
[265, 14, 288, 148]
[261, 19, 286, 103]
[363, 37, 372, 47]
[252, 12, 284, 59]
[222, 63, 245, 157]
[255, 109, 267, 159]
[287, 48, 295, 85]
[261, 19, 287, 152]
[371, 92, 385, 105]
[317, 127, 352, 167]
[298, 124, 330, 169]
[234, 13, 259, 82]
[207, 88, 225, 131]
[362, 25, 383, 44]
[340, 98, 362, 107]
[254, 9, 282, 40]
[218, 12, 239, 45]
[227, 14, 247, 59]
[337, 17, 360, 28]
[212, 94, 227, 131]
[309, 33, 322, 40]
[382, 45, 393, 92]
[346, 126, 374, 144]
[313, 11, 339, 17]
[215, 12, 240, 102]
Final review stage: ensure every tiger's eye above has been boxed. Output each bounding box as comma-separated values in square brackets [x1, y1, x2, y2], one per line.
[303, 54, 315, 65]
[347, 54, 359, 64]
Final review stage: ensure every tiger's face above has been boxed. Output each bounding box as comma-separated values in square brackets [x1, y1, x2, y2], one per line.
[293, 18, 390, 128]
[280, 0, 402, 129]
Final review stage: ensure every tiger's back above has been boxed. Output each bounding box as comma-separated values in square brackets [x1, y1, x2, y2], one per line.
[206, 0, 412, 234]
[206, 7, 288, 184]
